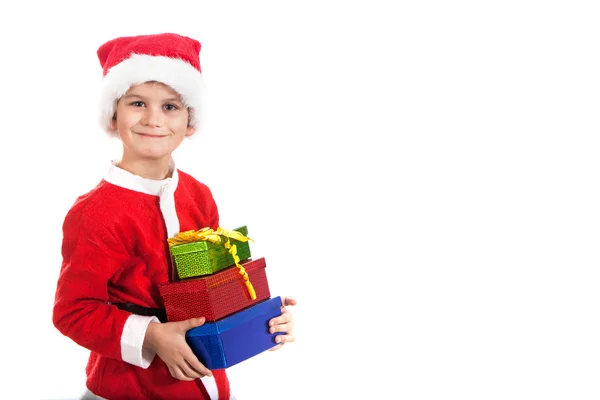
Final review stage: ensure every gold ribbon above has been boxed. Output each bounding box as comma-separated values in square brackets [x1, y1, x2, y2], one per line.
[168, 227, 257, 300]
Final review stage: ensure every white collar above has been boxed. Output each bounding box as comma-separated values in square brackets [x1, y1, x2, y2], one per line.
[104, 160, 179, 196]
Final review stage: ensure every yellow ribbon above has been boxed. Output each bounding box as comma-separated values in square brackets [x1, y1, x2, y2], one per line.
[168, 227, 257, 300]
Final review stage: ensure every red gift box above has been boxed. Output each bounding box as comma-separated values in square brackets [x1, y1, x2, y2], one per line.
[159, 257, 271, 322]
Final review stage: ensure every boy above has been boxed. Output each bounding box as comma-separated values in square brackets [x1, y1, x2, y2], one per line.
[52, 33, 296, 400]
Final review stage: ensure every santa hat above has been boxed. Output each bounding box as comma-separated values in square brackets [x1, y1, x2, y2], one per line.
[97, 33, 204, 133]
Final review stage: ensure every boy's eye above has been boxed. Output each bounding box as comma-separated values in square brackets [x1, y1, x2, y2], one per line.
[164, 104, 179, 111]
[130, 101, 145, 107]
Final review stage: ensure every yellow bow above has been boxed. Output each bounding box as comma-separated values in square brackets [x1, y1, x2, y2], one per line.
[168, 227, 256, 300]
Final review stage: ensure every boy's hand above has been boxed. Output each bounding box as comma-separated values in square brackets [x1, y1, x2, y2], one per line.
[144, 317, 213, 380]
[269, 296, 297, 351]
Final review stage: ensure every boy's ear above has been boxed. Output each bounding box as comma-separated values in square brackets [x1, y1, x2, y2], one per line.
[111, 114, 117, 130]
[186, 126, 196, 137]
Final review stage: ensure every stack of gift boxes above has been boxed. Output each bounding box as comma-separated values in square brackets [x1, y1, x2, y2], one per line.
[158, 226, 284, 369]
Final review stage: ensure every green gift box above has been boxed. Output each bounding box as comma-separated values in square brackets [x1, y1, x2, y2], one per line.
[170, 226, 251, 279]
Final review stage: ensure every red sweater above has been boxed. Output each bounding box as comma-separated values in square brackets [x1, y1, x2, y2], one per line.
[53, 166, 225, 399]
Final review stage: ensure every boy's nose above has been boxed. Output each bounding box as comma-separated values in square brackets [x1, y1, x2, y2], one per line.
[142, 106, 164, 127]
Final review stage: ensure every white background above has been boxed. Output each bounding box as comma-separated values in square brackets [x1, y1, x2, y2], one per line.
[0, 1, 599, 399]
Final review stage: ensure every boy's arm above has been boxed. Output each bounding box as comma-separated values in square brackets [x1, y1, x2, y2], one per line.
[52, 213, 158, 368]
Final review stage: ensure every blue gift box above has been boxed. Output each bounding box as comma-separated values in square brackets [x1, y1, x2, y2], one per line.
[186, 296, 285, 369]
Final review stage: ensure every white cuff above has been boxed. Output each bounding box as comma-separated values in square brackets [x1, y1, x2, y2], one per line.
[121, 314, 160, 368]
[202, 375, 218, 400]
[200, 375, 236, 400]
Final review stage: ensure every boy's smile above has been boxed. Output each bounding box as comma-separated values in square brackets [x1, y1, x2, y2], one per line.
[136, 132, 170, 139]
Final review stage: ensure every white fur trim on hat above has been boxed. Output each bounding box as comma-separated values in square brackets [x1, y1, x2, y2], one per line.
[99, 54, 204, 134]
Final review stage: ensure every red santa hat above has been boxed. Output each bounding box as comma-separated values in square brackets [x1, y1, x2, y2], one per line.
[97, 33, 204, 133]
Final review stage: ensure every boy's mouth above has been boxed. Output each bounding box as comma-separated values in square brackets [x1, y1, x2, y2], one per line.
[136, 132, 169, 138]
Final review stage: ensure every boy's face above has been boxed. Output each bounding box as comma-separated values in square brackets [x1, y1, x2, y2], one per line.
[112, 82, 195, 162]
